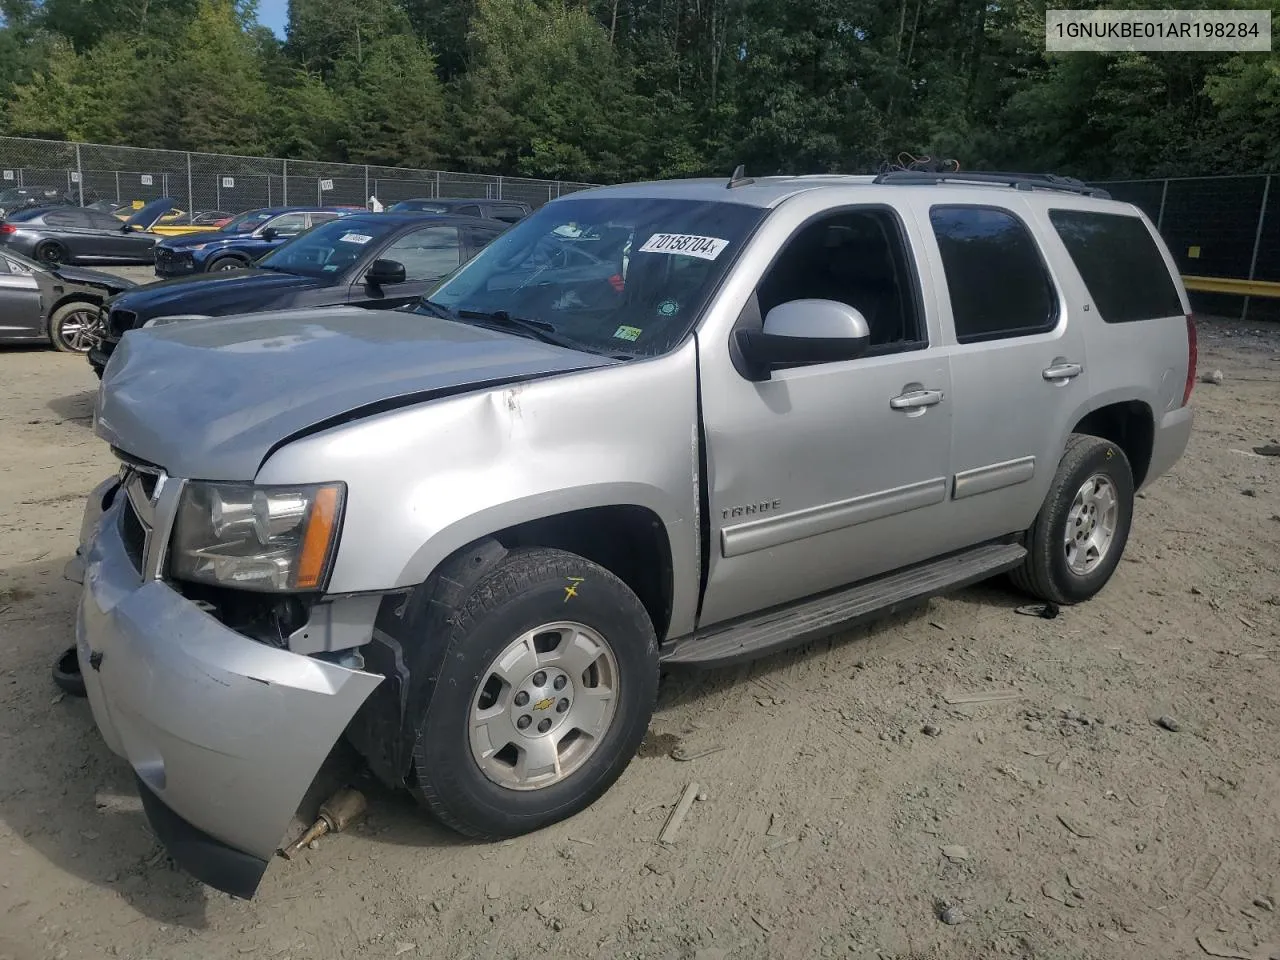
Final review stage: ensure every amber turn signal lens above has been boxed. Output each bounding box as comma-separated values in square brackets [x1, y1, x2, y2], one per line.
[295, 485, 342, 590]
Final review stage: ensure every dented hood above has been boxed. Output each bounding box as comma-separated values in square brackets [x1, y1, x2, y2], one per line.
[95, 307, 613, 481]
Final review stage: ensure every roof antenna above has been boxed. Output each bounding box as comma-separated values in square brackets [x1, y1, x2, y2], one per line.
[727, 164, 754, 189]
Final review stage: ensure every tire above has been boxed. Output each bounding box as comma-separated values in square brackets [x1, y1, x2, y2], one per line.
[408, 547, 659, 839]
[34, 241, 68, 266]
[52, 647, 87, 698]
[206, 256, 244, 272]
[47, 301, 99, 353]
[1010, 433, 1134, 605]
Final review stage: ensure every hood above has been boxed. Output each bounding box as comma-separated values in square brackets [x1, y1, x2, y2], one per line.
[124, 197, 179, 231]
[50, 263, 136, 293]
[158, 229, 242, 250]
[111, 268, 328, 320]
[95, 307, 615, 481]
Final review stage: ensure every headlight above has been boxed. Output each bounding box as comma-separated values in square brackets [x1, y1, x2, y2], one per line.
[189, 243, 207, 251]
[171, 481, 345, 592]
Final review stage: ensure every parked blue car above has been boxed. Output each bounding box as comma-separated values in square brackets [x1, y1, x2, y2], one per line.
[152, 207, 357, 277]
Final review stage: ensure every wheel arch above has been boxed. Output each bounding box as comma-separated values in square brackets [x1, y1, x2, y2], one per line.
[1071, 398, 1155, 488]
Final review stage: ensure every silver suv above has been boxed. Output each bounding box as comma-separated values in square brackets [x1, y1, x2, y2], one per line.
[69, 171, 1195, 897]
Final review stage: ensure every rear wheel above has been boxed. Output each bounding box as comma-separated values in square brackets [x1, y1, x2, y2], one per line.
[408, 547, 659, 839]
[206, 256, 244, 272]
[1011, 433, 1134, 604]
[48, 301, 99, 353]
[34, 240, 67, 266]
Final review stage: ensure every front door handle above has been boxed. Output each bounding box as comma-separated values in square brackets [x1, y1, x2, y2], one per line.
[890, 388, 945, 411]
[1042, 361, 1084, 382]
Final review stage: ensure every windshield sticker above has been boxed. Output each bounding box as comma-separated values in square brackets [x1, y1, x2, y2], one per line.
[613, 325, 643, 342]
[657, 299, 679, 317]
[339, 232, 372, 244]
[638, 233, 729, 261]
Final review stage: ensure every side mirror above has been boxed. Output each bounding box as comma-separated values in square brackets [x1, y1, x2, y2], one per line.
[366, 258, 406, 286]
[260, 227, 279, 242]
[734, 299, 871, 382]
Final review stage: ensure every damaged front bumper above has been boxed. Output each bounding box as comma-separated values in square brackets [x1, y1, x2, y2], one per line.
[70, 476, 382, 898]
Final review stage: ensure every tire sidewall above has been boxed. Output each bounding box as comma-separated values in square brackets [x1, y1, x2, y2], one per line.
[1044, 441, 1134, 603]
[415, 559, 658, 834]
[207, 257, 242, 272]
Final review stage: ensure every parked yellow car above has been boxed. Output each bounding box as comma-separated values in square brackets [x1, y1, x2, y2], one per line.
[111, 201, 232, 235]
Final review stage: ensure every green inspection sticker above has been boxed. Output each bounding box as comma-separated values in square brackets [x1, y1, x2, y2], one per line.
[613, 325, 642, 342]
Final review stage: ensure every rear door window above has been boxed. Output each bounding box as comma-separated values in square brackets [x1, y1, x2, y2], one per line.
[929, 205, 1058, 343]
[1048, 209, 1183, 323]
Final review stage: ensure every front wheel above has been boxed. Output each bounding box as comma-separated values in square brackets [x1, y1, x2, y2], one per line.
[206, 256, 244, 272]
[1010, 433, 1134, 604]
[48, 301, 100, 353]
[408, 547, 659, 839]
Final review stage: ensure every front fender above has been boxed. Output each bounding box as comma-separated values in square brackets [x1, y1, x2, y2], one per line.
[256, 341, 703, 639]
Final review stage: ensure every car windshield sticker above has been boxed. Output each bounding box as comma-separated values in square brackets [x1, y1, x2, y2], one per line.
[613, 325, 643, 342]
[657, 299, 679, 317]
[638, 233, 729, 261]
[339, 232, 372, 244]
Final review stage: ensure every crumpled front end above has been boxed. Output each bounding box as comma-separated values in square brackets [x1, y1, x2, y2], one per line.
[71, 474, 382, 898]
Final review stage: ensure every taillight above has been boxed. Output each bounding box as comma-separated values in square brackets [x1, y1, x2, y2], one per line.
[0, 224, 16, 235]
[1182, 313, 1197, 407]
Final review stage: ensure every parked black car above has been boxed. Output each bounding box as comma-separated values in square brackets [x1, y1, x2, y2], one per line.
[0, 196, 175, 266]
[89, 211, 507, 376]
[388, 197, 531, 223]
[0, 247, 135, 352]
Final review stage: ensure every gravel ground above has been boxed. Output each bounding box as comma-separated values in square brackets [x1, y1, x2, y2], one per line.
[0, 317, 1278, 960]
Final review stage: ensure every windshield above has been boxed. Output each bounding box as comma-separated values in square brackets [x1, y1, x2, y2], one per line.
[255, 217, 399, 278]
[219, 210, 275, 233]
[422, 197, 764, 356]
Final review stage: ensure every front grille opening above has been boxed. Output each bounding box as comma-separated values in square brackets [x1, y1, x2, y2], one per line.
[171, 580, 314, 648]
[120, 501, 146, 572]
[108, 309, 137, 336]
[137, 472, 158, 501]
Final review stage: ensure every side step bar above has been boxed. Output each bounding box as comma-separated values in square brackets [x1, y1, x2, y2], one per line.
[661, 541, 1027, 668]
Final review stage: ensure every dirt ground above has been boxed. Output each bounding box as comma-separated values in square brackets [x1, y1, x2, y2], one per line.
[1, 318, 1278, 960]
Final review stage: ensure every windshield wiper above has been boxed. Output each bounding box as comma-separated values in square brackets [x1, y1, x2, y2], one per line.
[413, 298, 457, 320]
[455, 309, 587, 352]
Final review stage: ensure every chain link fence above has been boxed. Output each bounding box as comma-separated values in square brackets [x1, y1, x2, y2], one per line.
[0, 136, 596, 218]
[1091, 174, 1276, 322]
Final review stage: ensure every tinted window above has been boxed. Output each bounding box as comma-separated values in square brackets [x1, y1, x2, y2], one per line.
[930, 206, 1057, 343]
[757, 208, 924, 352]
[221, 210, 274, 233]
[1048, 209, 1183, 323]
[389, 200, 448, 213]
[84, 210, 123, 230]
[5, 207, 45, 222]
[382, 225, 460, 281]
[43, 210, 83, 228]
[456, 205, 482, 218]
[490, 204, 528, 223]
[267, 213, 308, 236]
[309, 212, 343, 226]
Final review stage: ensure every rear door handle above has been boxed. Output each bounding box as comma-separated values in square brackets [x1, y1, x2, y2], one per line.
[1042, 361, 1083, 382]
[890, 389, 945, 410]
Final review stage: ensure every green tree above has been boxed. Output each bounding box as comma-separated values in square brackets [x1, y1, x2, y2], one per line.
[334, 34, 445, 166]
[167, 0, 271, 154]
[456, 0, 646, 181]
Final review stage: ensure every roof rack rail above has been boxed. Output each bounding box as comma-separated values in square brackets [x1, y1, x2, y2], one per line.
[872, 170, 1110, 200]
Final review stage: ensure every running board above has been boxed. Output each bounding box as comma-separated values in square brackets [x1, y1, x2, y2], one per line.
[661, 541, 1027, 668]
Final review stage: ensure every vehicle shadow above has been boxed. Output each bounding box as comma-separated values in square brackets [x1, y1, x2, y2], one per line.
[46, 389, 96, 429]
[654, 576, 1033, 714]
